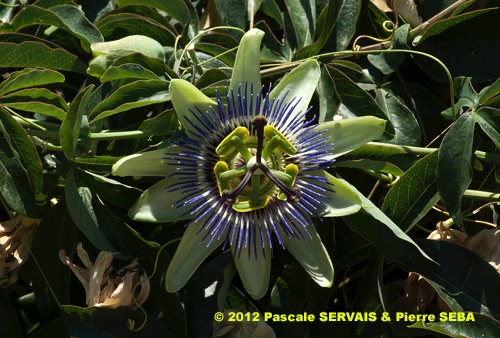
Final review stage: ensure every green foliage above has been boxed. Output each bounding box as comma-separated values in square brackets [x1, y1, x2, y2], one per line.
[0, 1, 499, 337]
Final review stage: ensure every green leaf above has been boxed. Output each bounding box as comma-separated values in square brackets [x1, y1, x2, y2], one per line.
[324, 65, 392, 137]
[268, 249, 333, 337]
[214, 0, 248, 30]
[414, 8, 498, 45]
[0, 107, 43, 196]
[347, 254, 386, 338]
[116, 0, 192, 29]
[382, 151, 439, 232]
[260, 0, 284, 27]
[0, 41, 87, 73]
[62, 306, 174, 337]
[0, 88, 67, 120]
[11, 5, 103, 52]
[72, 156, 121, 173]
[454, 77, 478, 104]
[417, 240, 500, 318]
[295, 1, 339, 59]
[340, 179, 440, 273]
[96, 12, 176, 46]
[0, 68, 65, 96]
[195, 69, 230, 89]
[105, 52, 176, 80]
[335, 159, 404, 176]
[185, 252, 235, 338]
[479, 77, 500, 106]
[384, 81, 447, 144]
[89, 79, 170, 122]
[317, 65, 341, 122]
[324, 0, 361, 52]
[368, 25, 408, 74]
[283, 0, 315, 49]
[0, 137, 42, 217]
[414, 9, 500, 82]
[409, 312, 500, 338]
[29, 318, 70, 338]
[437, 112, 475, 228]
[77, 170, 142, 210]
[476, 108, 500, 147]
[64, 168, 117, 253]
[376, 87, 421, 146]
[91, 199, 159, 259]
[60, 85, 94, 160]
[31, 202, 77, 321]
[100, 63, 163, 83]
[0, 290, 23, 338]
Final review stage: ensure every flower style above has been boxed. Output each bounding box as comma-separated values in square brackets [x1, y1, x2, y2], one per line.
[112, 29, 386, 299]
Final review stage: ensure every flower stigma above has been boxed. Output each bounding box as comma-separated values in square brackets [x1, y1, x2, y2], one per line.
[111, 29, 382, 299]
[215, 115, 301, 212]
[161, 80, 339, 264]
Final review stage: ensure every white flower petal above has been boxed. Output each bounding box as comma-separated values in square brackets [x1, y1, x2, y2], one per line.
[281, 225, 334, 287]
[170, 79, 218, 138]
[305, 170, 362, 217]
[230, 29, 264, 100]
[165, 215, 228, 292]
[314, 116, 387, 159]
[128, 178, 195, 222]
[231, 228, 271, 300]
[269, 59, 320, 121]
[112, 147, 177, 177]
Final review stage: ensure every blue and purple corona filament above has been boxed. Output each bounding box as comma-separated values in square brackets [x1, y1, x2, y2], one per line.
[111, 29, 385, 299]
[164, 84, 335, 258]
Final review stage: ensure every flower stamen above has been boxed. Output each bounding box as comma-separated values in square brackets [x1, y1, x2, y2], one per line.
[214, 114, 302, 211]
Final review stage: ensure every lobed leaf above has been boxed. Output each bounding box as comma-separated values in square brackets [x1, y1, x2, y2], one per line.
[89, 79, 170, 122]
[64, 168, 118, 253]
[11, 5, 103, 52]
[382, 151, 439, 232]
[0, 137, 42, 217]
[376, 87, 421, 146]
[0, 107, 43, 196]
[0, 41, 87, 73]
[324, 0, 361, 52]
[0, 68, 65, 96]
[60, 85, 95, 160]
[417, 240, 500, 319]
[409, 313, 500, 337]
[437, 111, 475, 229]
[0, 88, 67, 120]
[340, 178, 440, 273]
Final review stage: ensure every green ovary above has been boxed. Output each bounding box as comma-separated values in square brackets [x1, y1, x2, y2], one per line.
[214, 125, 299, 212]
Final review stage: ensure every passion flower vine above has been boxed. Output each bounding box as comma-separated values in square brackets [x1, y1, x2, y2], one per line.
[112, 29, 386, 299]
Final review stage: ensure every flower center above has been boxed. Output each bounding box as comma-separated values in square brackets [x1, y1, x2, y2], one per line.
[214, 116, 301, 212]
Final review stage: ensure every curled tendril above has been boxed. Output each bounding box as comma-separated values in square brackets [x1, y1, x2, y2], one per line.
[127, 239, 178, 332]
[352, 19, 397, 52]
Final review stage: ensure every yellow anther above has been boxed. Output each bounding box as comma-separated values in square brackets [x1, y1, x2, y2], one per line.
[278, 163, 299, 200]
[215, 127, 250, 157]
[214, 161, 231, 195]
[264, 125, 296, 155]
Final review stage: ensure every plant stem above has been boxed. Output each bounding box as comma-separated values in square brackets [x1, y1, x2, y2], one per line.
[88, 130, 154, 140]
[12, 115, 60, 131]
[408, 0, 475, 41]
[367, 142, 500, 165]
[463, 190, 500, 202]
